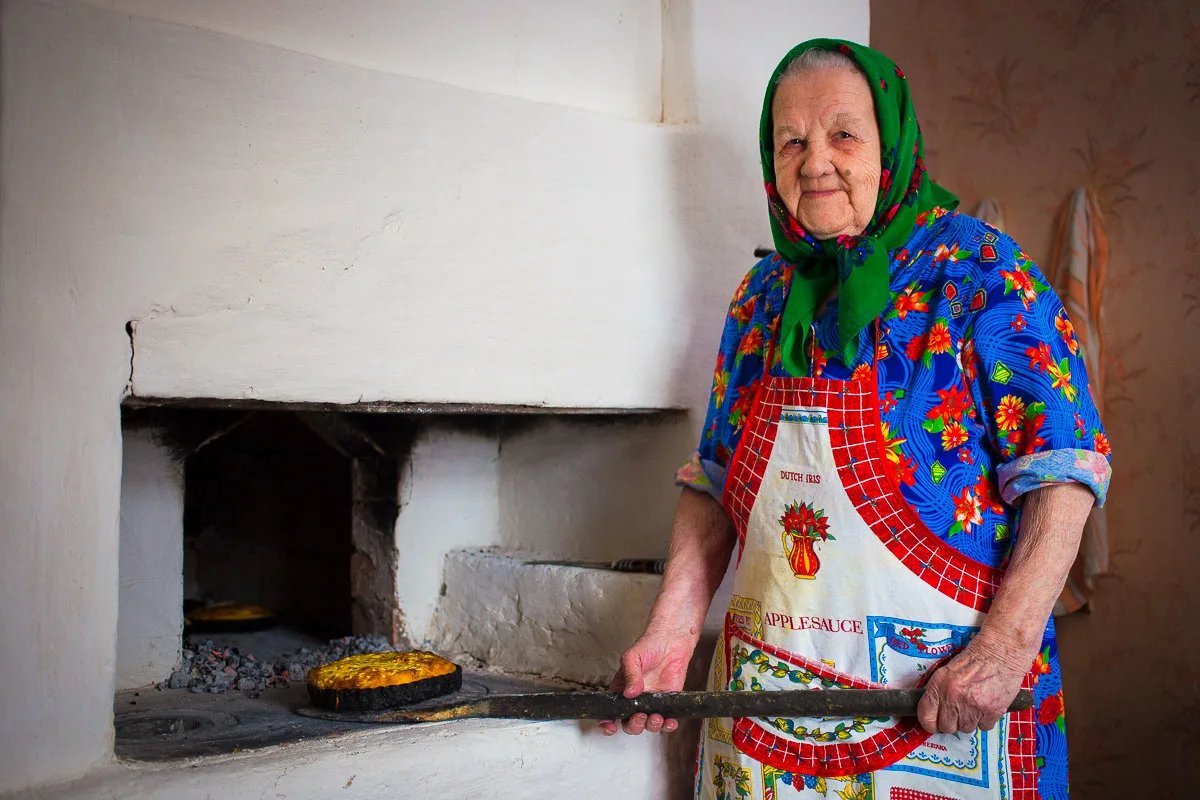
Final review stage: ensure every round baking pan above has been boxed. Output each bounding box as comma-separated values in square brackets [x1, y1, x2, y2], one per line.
[184, 602, 278, 633]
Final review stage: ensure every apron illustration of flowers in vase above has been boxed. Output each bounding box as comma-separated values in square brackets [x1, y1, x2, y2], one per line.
[779, 501, 833, 580]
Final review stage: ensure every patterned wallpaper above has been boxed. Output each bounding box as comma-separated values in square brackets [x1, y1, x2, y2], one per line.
[871, 1, 1199, 795]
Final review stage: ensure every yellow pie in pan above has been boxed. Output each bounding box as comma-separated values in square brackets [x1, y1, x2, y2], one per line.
[307, 651, 462, 713]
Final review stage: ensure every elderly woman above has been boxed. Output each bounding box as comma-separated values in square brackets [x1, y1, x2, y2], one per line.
[599, 40, 1109, 800]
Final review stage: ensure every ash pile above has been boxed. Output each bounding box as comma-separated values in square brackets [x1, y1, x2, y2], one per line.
[161, 635, 396, 694]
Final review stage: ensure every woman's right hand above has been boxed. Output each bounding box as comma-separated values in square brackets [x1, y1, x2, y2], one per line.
[598, 629, 696, 736]
[597, 487, 734, 737]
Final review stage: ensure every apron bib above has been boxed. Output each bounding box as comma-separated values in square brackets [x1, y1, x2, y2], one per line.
[695, 347, 1038, 800]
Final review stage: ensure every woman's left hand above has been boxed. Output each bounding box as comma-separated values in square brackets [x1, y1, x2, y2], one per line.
[916, 636, 1031, 734]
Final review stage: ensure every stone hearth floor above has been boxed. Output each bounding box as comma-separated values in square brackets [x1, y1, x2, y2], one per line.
[114, 670, 559, 761]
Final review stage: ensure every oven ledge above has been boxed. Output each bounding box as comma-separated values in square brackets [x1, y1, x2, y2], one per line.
[13, 713, 674, 799]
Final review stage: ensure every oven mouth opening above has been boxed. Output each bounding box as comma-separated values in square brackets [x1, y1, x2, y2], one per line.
[181, 410, 355, 641]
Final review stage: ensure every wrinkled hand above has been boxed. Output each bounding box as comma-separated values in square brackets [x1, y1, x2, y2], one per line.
[598, 631, 695, 736]
[917, 637, 1030, 734]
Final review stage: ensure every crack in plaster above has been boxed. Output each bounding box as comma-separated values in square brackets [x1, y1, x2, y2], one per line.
[125, 319, 137, 394]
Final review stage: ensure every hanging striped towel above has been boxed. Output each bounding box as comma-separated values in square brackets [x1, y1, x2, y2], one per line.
[1045, 187, 1110, 614]
[974, 198, 1007, 231]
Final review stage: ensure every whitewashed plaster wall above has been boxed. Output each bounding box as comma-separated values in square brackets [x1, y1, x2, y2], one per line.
[80, 0, 664, 120]
[116, 38, 683, 408]
[494, 0, 872, 560]
[115, 430, 184, 690]
[0, 0, 868, 793]
[394, 424, 502, 645]
[11, 719, 679, 800]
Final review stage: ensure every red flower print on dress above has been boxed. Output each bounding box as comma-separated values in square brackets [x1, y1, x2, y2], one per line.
[1025, 342, 1054, 373]
[880, 422, 907, 463]
[1093, 431, 1111, 456]
[995, 395, 1027, 431]
[1048, 358, 1078, 402]
[712, 355, 729, 408]
[1032, 646, 1052, 677]
[1020, 403, 1048, 455]
[951, 486, 983, 535]
[807, 338, 828, 378]
[850, 364, 872, 383]
[905, 333, 927, 361]
[728, 388, 755, 431]
[940, 422, 969, 453]
[732, 295, 757, 327]
[926, 321, 953, 355]
[1055, 312, 1080, 355]
[880, 421, 918, 487]
[737, 326, 764, 361]
[974, 470, 1005, 514]
[1011, 314, 1027, 332]
[891, 282, 931, 320]
[999, 260, 1048, 310]
[732, 271, 753, 304]
[941, 421, 968, 450]
[1037, 691, 1065, 726]
[778, 264, 795, 288]
[957, 447, 974, 464]
[927, 383, 974, 423]
[933, 244, 965, 263]
[881, 391, 898, 414]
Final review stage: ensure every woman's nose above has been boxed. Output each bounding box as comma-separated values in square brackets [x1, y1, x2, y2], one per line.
[799, 140, 833, 178]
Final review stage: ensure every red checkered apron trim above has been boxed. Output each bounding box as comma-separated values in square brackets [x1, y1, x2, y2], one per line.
[889, 788, 957, 800]
[723, 617, 930, 777]
[722, 370, 1001, 612]
[1007, 674, 1039, 798]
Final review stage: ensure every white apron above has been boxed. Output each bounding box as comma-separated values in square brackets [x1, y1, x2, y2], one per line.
[695, 355, 1038, 800]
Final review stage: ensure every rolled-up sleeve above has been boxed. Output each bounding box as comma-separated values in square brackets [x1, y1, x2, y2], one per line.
[965, 249, 1111, 507]
[676, 260, 775, 502]
[675, 450, 723, 502]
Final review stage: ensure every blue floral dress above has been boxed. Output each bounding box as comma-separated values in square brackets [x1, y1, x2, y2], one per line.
[677, 209, 1111, 799]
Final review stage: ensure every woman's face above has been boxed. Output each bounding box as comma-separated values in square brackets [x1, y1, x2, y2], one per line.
[771, 67, 882, 240]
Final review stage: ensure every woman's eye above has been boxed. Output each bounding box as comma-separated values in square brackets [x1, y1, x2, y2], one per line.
[835, 131, 854, 140]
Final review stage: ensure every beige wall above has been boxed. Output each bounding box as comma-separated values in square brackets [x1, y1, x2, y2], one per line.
[873, 2, 1200, 794]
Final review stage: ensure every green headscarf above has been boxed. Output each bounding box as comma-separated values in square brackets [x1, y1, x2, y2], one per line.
[761, 39, 958, 376]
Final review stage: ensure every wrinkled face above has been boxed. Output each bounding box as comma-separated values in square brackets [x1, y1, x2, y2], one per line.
[771, 67, 882, 240]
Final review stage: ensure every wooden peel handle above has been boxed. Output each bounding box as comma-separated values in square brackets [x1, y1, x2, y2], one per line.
[467, 688, 1035, 722]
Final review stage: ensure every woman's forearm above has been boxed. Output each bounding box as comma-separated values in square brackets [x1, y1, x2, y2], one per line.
[974, 483, 1095, 668]
[643, 487, 737, 648]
